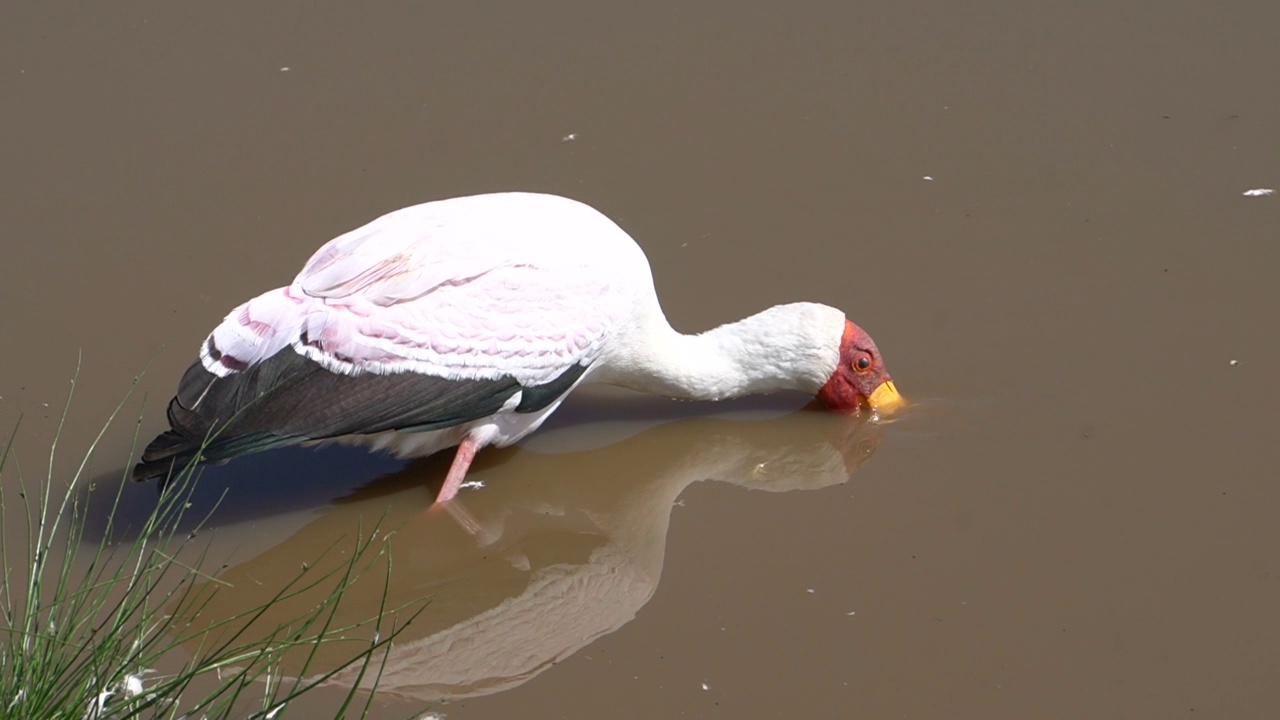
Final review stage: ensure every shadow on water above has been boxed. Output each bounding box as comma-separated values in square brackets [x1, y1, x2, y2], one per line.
[150, 402, 886, 703]
[78, 391, 833, 539]
[79, 442, 409, 542]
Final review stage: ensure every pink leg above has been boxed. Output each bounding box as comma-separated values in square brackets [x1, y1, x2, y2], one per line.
[436, 433, 480, 504]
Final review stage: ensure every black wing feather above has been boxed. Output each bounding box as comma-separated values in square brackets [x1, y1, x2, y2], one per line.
[134, 348, 523, 481]
[515, 361, 588, 412]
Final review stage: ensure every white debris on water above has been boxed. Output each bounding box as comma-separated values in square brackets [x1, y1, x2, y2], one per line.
[806, 588, 815, 594]
[459, 480, 485, 490]
[1230, 359, 1239, 366]
[280, 67, 290, 72]
[701, 681, 710, 691]
[847, 610, 857, 616]
[123, 675, 144, 698]
[561, 133, 578, 142]
[1242, 188, 1274, 197]
[922, 175, 934, 181]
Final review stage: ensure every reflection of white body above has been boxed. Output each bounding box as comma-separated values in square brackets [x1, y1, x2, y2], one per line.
[185, 409, 883, 703]
[334, 411, 878, 701]
[140, 193, 899, 502]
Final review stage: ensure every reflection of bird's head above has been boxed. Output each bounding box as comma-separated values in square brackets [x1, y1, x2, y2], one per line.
[718, 408, 885, 493]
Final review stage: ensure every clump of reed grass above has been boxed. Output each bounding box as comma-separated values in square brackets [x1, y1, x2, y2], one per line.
[0, 367, 426, 719]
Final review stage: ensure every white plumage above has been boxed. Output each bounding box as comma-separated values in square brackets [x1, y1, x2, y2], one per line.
[137, 192, 901, 502]
[204, 193, 634, 385]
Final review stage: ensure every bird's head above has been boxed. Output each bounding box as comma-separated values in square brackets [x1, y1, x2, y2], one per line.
[816, 320, 903, 414]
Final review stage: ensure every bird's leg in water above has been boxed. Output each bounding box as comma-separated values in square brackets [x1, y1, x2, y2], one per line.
[441, 500, 487, 539]
[431, 431, 505, 544]
[436, 433, 480, 504]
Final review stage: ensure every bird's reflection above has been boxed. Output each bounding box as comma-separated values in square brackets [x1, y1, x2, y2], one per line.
[172, 404, 884, 703]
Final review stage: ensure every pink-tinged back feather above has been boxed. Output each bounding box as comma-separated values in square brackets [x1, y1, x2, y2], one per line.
[202, 194, 642, 386]
[289, 264, 621, 385]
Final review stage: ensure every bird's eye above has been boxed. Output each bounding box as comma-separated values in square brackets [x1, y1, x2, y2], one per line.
[855, 356, 872, 371]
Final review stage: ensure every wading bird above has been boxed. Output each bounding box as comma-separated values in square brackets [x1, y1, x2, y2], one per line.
[135, 193, 901, 502]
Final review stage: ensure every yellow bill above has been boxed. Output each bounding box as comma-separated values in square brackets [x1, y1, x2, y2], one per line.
[867, 380, 904, 412]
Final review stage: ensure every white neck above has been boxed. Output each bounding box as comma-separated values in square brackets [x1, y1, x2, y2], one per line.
[602, 303, 844, 401]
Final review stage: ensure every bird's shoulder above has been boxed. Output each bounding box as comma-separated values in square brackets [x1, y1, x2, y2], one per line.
[295, 193, 644, 306]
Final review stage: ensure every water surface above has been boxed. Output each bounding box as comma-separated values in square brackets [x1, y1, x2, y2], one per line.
[3, 2, 1278, 717]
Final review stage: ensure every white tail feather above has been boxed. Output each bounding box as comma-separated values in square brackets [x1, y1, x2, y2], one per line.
[200, 288, 312, 376]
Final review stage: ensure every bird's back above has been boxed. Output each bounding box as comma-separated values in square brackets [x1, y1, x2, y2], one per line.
[299, 193, 653, 304]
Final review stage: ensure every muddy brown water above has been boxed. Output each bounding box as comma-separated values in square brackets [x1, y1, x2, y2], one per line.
[3, 2, 1279, 718]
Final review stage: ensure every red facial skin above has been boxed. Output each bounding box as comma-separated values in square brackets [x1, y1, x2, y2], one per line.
[816, 320, 893, 413]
